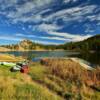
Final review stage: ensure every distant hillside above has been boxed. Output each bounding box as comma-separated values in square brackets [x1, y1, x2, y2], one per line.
[1, 39, 49, 51]
[61, 34, 100, 51]
[0, 35, 100, 51]
[0, 47, 10, 52]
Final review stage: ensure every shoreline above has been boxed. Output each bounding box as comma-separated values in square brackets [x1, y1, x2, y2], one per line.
[0, 49, 79, 52]
[0, 49, 98, 53]
[0, 53, 25, 62]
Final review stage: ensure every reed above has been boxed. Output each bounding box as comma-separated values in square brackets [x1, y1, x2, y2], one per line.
[41, 58, 100, 99]
[41, 58, 100, 86]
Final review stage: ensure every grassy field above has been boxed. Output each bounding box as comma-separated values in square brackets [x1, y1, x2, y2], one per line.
[0, 64, 62, 100]
[0, 55, 100, 100]
[0, 54, 24, 62]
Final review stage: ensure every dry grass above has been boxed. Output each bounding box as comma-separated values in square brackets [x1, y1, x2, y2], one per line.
[41, 58, 100, 86]
[41, 58, 100, 99]
[0, 65, 62, 100]
[0, 56, 99, 100]
[0, 54, 24, 62]
[0, 57, 63, 100]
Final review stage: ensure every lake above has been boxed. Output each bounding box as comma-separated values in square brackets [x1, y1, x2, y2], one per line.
[0, 51, 100, 67]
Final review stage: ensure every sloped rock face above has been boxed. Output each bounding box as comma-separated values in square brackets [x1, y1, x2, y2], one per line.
[19, 39, 33, 50]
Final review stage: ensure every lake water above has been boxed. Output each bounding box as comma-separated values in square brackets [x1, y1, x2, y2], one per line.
[0, 51, 100, 67]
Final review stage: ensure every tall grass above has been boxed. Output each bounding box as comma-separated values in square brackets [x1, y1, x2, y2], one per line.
[0, 64, 63, 100]
[0, 58, 99, 100]
[41, 58, 100, 86]
[41, 58, 100, 99]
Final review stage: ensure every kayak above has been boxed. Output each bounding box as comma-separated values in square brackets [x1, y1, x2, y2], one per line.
[10, 65, 21, 71]
[0, 62, 16, 67]
[10, 61, 29, 72]
[0, 61, 29, 72]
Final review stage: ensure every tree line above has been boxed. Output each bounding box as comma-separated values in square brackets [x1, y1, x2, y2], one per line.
[1, 35, 100, 51]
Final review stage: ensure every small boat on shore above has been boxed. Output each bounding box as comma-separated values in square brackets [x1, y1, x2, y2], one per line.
[0, 61, 29, 73]
[0, 62, 16, 66]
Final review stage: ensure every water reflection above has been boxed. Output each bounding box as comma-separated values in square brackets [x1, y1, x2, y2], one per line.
[76, 52, 100, 66]
[0, 51, 100, 66]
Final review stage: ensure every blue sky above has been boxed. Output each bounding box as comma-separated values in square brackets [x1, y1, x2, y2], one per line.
[0, 0, 100, 45]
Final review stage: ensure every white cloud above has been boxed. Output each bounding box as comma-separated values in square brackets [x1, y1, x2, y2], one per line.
[64, 0, 78, 3]
[33, 22, 93, 42]
[15, 33, 69, 41]
[37, 36, 69, 41]
[38, 23, 62, 32]
[0, 36, 21, 41]
[35, 22, 92, 42]
[6, 0, 53, 23]
[84, 24, 95, 33]
[0, 34, 61, 45]
[0, 0, 17, 10]
[5, 0, 96, 25]
[44, 5, 97, 23]
[32, 40, 61, 45]
[48, 31, 92, 42]
[0, 0, 99, 44]
[1, 0, 99, 31]
[16, 33, 66, 44]
[38, 9, 51, 15]
[0, 0, 99, 25]
[64, 0, 71, 3]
